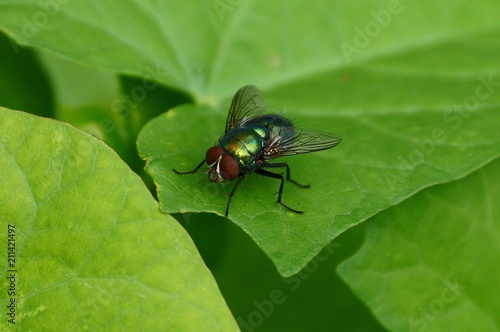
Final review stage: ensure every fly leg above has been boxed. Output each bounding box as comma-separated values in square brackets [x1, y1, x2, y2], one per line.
[262, 162, 310, 188]
[226, 175, 244, 217]
[256, 169, 305, 214]
[173, 159, 205, 174]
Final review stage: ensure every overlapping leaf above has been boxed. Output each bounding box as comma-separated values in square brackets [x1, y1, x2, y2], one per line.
[338, 158, 500, 331]
[0, 108, 237, 331]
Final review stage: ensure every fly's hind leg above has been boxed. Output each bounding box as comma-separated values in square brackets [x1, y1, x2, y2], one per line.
[256, 169, 305, 214]
[261, 162, 310, 188]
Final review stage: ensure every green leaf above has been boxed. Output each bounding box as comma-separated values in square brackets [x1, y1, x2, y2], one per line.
[2, 0, 498, 98]
[0, 0, 215, 95]
[3, 0, 500, 277]
[137, 89, 499, 277]
[0, 108, 237, 331]
[338, 158, 500, 331]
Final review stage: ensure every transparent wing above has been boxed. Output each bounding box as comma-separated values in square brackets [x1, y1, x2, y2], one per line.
[225, 85, 265, 133]
[265, 128, 341, 159]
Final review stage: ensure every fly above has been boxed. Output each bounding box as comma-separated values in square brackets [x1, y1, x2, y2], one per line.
[173, 85, 341, 217]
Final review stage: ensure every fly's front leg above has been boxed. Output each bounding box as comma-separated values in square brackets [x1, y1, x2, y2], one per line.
[226, 175, 244, 217]
[262, 162, 310, 188]
[256, 169, 304, 214]
[173, 159, 205, 175]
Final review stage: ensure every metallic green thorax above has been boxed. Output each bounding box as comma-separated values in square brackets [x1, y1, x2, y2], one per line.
[219, 115, 294, 173]
[219, 127, 264, 172]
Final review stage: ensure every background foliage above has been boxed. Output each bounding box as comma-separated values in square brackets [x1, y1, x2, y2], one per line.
[0, 0, 499, 331]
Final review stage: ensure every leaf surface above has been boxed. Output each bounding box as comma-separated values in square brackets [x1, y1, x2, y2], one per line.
[338, 158, 500, 331]
[0, 108, 237, 331]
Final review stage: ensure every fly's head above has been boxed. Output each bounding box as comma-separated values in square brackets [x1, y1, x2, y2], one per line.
[205, 146, 239, 182]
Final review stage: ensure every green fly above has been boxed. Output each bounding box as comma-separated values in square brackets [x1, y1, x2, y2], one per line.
[174, 85, 341, 217]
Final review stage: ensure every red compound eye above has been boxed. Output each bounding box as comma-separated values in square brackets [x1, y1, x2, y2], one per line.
[220, 154, 239, 180]
[206, 146, 224, 165]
